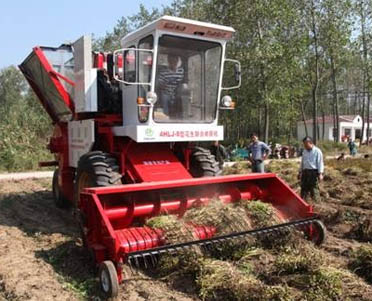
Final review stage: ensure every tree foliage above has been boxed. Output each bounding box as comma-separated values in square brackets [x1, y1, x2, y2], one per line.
[2, 0, 372, 170]
[93, 0, 365, 144]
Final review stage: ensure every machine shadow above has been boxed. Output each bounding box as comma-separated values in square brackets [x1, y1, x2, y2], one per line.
[35, 240, 200, 299]
[0, 189, 77, 237]
[34, 240, 104, 299]
[0, 187, 201, 299]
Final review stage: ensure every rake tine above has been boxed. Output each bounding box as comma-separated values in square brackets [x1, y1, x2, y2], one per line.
[149, 254, 156, 268]
[129, 257, 140, 275]
[134, 256, 140, 269]
[128, 261, 135, 274]
[142, 254, 148, 269]
[203, 241, 213, 252]
[207, 242, 216, 252]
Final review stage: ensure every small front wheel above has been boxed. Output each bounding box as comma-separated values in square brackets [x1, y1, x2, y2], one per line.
[310, 220, 327, 246]
[98, 261, 119, 298]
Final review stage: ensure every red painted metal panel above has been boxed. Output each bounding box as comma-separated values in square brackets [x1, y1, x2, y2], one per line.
[125, 143, 192, 182]
[84, 173, 276, 195]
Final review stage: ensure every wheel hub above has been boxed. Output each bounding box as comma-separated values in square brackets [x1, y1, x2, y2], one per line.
[100, 269, 110, 293]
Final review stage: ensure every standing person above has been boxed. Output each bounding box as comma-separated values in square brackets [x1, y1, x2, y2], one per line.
[298, 136, 324, 202]
[347, 138, 357, 156]
[247, 133, 271, 173]
[209, 141, 228, 169]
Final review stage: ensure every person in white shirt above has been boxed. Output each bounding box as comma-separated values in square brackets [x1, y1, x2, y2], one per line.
[298, 136, 324, 202]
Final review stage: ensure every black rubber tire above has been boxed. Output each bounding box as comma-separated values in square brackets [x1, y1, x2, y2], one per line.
[98, 260, 119, 298]
[74, 151, 122, 247]
[190, 146, 221, 177]
[52, 169, 70, 209]
[88, 248, 98, 273]
[310, 220, 327, 246]
[74, 151, 122, 207]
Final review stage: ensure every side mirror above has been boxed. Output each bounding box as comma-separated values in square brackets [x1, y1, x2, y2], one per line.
[234, 62, 241, 83]
[222, 59, 241, 90]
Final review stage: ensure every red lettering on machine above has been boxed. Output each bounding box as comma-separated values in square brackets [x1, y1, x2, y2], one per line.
[159, 130, 218, 138]
[143, 160, 171, 165]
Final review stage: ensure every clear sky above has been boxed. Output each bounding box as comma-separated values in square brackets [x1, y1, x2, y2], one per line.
[0, 0, 172, 69]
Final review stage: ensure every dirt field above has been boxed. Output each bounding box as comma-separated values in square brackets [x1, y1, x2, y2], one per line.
[0, 157, 372, 300]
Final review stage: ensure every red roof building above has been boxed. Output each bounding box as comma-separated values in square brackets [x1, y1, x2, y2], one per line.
[297, 115, 372, 142]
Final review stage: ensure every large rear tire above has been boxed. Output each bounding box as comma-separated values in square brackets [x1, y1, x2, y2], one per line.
[190, 146, 221, 177]
[52, 168, 70, 209]
[74, 151, 122, 247]
[74, 151, 122, 207]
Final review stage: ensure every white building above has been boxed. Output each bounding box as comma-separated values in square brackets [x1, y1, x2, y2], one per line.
[297, 115, 372, 142]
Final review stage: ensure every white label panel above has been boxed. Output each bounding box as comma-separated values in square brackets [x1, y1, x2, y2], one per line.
[68, 120, 95, 167]
[113, 124, 224, 142]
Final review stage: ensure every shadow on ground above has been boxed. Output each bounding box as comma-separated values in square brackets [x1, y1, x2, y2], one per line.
[0, 188, 76, 237]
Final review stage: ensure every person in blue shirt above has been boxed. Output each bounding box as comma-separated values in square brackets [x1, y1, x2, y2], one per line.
[247, 133, 271, 173]
[347, 138, 357, 156]
[298, 136, 324, 202]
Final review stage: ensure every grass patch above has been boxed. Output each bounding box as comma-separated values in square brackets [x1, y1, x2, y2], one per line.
[318, 141, 348, 156]
[304, 267, 343, 301]
[146, 215, 194, 244]
[351, 218, 372, 242]
[326, 158, 372, 173]
[243, 200, 282, 228]
[197, 259, 292, 301]
[349, 245, 372, 284]
[266, 161, 299, 187]
[184, 199, 252, 234]
[222, 161, 251, 175]
[274, 243, 324, 274]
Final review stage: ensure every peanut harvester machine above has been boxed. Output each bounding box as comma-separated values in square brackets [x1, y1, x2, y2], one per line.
[20, 16, 326, 297]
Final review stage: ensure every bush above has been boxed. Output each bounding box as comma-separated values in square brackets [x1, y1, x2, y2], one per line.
[0, 99, 52, 171]
[0, 66, 53, 172]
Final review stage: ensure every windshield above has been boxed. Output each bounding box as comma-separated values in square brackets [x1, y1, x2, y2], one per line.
[154, 35, 222, 123]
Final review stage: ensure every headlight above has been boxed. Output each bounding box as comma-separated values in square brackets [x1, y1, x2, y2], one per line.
[221, 95, 233, 107]
[146, 91, 158, 105]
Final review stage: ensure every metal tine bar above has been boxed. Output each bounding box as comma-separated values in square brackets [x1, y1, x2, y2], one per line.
[128, 257, 140, 276]
[134, 257, 140, 268]
[142, 254, 148, 269]
[128, 261, 135, 275]
[127, 217, 319, 259]
[149, 254, 156, 268]
[203, 241, 216, 254]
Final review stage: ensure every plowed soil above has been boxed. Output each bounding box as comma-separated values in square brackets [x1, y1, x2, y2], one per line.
[0, 157, 372, 300]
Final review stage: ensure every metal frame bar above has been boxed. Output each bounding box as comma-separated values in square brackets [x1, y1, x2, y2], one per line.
[84, 173, 279, 195]
[127, 217, 319, 260]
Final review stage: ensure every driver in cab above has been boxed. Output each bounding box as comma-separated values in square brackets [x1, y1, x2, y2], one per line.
[157, 54, 184, 117]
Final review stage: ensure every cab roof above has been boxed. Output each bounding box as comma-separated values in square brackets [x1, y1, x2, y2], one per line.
[121, 16, 235, 47]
